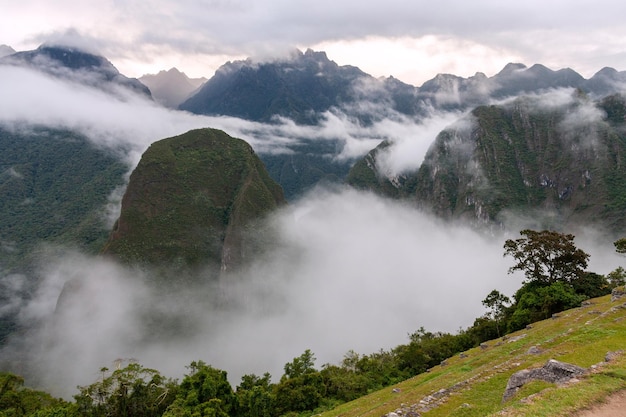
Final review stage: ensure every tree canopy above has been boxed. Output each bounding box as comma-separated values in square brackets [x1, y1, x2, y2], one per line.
[503, 229, 589, 284]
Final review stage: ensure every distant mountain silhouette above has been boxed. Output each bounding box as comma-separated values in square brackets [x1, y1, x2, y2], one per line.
[1, 44, 152, 98]
[140, 67, 206, 108]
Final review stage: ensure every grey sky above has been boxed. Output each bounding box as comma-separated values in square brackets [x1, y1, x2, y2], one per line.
[2, 0, 626, 84]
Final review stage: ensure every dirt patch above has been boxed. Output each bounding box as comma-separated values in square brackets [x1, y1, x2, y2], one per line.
[573, 390, 626, 417]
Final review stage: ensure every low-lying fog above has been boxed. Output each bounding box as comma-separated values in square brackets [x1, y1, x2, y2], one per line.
[0, 63, 623, 397]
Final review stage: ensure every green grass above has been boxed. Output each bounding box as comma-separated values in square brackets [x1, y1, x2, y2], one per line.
[318, 294, 626, 417]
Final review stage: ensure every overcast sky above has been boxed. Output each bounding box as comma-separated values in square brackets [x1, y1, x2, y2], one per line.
[2, 0, 626, 85]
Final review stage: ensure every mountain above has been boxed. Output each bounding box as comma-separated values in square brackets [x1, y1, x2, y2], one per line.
[101, 128, 286, 273]
[179, 49, 382, 124]
[0, 45, 152, 98]
[179, 52, 624, 125]
[348, 92, 626, 232]
[585, 67, 626, 97]
[0, 45, 15, 58]
[139, 67, 206, 108]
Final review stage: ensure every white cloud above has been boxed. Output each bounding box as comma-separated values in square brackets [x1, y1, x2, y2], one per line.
[4, 188, 528, 397]
[3, 1, 626, 84]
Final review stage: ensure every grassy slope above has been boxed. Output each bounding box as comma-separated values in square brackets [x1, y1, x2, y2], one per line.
[321, 293, 626, 417]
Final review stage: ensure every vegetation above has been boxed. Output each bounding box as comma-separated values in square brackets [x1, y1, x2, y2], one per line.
[0, 126, 127, 267]
[3, 229, 622, 417]
[350, 93, 626, 231]
[101, 128, 285, 271]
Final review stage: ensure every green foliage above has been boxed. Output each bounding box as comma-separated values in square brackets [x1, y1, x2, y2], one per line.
[163, 361, 234, 417]
[482, 290, 511, 337]
[234, 374, 273, 417]
[282, 350, 316, 380]
[0, 126, 127, 268]
[606, 266, 626, 288]
[102, 128, 285, 271]
[508, 281, 587, 331]
[613, 238, 626, 254]
[74, 363, 176, 417]
[0, 372, 67, 417]
[571, 272, 610, 298]
[503, 229, 589, 285]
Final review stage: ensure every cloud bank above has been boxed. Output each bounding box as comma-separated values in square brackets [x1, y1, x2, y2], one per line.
[3, 0, 626, 84]
[4, 188, 528, 398]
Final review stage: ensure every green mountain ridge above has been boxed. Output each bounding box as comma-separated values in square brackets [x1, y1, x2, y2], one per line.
[348, 92, 626, 232]
[101, 128, 286, 274]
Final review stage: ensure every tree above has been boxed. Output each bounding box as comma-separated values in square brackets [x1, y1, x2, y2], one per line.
[234, 374, 273, 417]
[508, 281, 586, 330]
[482, 289, 511, 337]
[282, 349, 316, 380]
[607, 266, 626, 288]
[163, 361, 234, 417]
[74, 362, 176, 417]
[614, 238, 626, 254]
[503, 229, 589, 284]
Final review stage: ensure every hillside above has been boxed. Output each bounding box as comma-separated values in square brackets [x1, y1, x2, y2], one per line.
[320, 291, 626, 417]
[348, 92, 626, 232]
[101, 128, 286, 273]
[0, 126, 128, 268]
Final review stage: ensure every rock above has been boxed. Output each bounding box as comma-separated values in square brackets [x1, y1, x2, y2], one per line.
[605, 351, 623, 362]
[507, 334, 527, 343]
[502, 359, 587, 402]
[611, 286, 626, 302]
[527, 346, 542, 355]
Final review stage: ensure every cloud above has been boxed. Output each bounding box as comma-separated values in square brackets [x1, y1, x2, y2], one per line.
[374, 111, 467, 176]
[4, 1, 626, 84]
[2, 187, 529, 398]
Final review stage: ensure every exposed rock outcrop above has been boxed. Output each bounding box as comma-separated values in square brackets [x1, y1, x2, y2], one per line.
[502, 359, 587, 402]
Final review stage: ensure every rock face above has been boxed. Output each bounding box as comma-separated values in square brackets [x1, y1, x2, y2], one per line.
[102, 128, 286, 273]
[502, 359, 587, 402]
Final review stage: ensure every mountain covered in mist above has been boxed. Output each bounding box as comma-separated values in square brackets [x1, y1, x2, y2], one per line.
[0, 45, 152, 98]
[139, 68, 206, 108]
[101, 128, 286, 273]
[0, 126, 127, 343]
[179, 49, 626, 122]
[348, 92, 626, 232]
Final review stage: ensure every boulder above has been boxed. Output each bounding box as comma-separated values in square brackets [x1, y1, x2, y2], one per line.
[502, 359, 587, 402]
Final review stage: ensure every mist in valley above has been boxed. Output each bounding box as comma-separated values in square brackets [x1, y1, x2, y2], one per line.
[1, 61, 624, 398]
